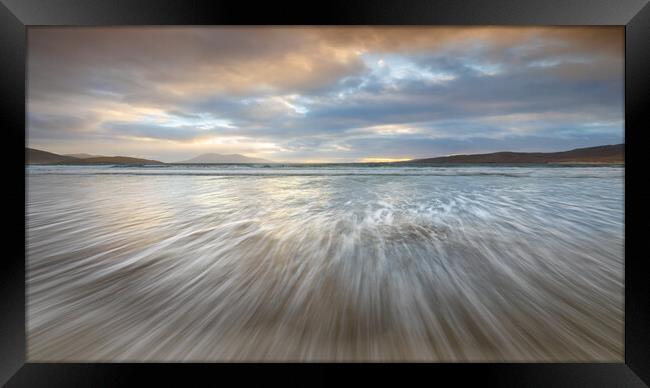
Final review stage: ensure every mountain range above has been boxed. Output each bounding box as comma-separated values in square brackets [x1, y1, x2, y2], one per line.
[26, 144, 624, 165]
[175, 153, 272, 164]
[27, 148, 164, 165]
[26, 148, 272, 165]
[407, 144, 624, 164]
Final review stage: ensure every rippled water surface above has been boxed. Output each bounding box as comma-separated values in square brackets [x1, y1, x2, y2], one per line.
[27, 164, 624, 361]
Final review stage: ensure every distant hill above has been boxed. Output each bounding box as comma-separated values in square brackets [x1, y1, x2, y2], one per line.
[64, 153, 102, 159]
[408, 144, 624, 164]
[27, 148, 79, 164]
[176, 153, 272, 164]
[26, 148, 165, 165]
[75, 156, 165, 165]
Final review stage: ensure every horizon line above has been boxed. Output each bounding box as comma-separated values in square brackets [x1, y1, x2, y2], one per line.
[27, 143, 624, 165]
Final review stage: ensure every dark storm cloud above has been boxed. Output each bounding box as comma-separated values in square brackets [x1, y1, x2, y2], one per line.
[27, 27, 623, 162]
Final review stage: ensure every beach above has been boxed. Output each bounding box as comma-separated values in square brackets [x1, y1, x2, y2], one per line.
[26, 164, 624, 361]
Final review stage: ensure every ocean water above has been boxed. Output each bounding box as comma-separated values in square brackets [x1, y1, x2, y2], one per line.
[26, 164, 624, 361]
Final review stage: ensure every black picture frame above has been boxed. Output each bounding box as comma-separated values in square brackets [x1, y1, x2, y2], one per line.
[2, 0, 649, 386]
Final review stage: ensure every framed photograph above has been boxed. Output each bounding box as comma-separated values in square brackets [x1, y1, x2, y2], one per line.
[2, 0, 649, 386]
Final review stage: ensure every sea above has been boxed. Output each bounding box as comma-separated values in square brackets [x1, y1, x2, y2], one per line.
[26, 164, 624, 361]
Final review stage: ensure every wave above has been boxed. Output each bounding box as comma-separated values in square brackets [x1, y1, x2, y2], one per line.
[27, 165, 624, 179]
[26, 168, 624, 361]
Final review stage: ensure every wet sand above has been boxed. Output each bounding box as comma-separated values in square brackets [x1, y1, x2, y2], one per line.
[27, 165, 624, 361]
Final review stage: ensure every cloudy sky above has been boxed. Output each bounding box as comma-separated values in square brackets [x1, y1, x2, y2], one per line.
[27, 27, 623, 163]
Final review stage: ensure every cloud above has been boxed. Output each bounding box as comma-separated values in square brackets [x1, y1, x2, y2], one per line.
[27, 27, 623, 162]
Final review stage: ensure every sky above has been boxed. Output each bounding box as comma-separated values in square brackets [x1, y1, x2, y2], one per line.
[27, 27, 624, 163]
